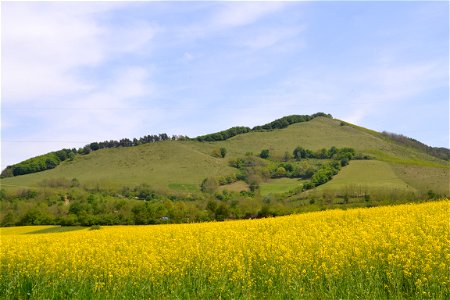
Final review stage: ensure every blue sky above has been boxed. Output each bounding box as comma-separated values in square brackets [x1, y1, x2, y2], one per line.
[1, 1, 449, 169]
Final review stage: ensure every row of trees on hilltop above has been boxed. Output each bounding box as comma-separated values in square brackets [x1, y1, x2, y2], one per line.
[196, 113, 333, 142]
[78, 133, 189, 155]
[252, 113, 332, 131]
[1, 149, 77, 177]
[196, 127, 251, 142]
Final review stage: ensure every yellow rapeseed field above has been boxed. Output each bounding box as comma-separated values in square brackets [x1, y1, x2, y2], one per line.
[1, 200, 449, 299]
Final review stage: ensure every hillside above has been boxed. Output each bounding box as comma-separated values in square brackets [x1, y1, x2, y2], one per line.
[0, 115, 448, 227]
[2, 116, 448, 194]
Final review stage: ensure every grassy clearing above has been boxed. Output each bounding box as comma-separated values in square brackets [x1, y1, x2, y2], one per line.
[313, 160, 416, 193]
[1, 201, 448, 299]
[217, 180, 249, 193]
[391, 163, 450, 195]
[167, 183, 198, 193]
[260, 178, 303, 196]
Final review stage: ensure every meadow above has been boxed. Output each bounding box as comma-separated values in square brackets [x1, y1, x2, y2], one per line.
[1, 200, 448, 299]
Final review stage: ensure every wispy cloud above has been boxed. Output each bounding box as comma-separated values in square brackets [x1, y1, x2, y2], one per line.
[243, 27, 305, 50]
[211, 2, 286, 30]
[176, 2, 290, 42]
[1, 2, 159, 168]
[2, 2, 156, 103]
[1, 1, 447, 170]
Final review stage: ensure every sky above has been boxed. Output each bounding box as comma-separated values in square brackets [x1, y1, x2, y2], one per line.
[1, 1, 449, 170]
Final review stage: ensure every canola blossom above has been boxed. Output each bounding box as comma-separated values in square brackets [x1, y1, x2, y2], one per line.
[1, 200, 449, 299]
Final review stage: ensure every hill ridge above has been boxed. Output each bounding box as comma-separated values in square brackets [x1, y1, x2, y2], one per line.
[2, 113, 332, 178]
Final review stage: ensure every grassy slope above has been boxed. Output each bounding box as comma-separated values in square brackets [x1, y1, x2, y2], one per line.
[1, 117, 448, 194]
[1, 142, 236, 191]
[313, 160, 416, 193]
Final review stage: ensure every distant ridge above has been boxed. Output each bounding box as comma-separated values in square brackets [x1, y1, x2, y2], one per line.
[381, 131, 450, 161]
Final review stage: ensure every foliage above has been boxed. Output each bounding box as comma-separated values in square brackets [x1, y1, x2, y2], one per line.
[196, 126, 251, 142]
[293, 146, 357, 161]
[220, 147, 227, 158]
[200, 178, 218, 194]
[211, 147, 228, 158]
[1, 149, 77, 178]
[259, 149, 270, 159]
[252, 112, 332, 131]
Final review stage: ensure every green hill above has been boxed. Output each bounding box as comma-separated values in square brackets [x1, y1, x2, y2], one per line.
[2, 116, 448, 193]
[0, 115, 448, 226]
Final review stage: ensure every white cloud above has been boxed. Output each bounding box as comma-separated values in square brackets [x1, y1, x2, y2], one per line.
[2, 2, 156, 103]
[183, 52, 194, 61]
[212, 2, 286, 30]
[177, 2, 288, 41]
[1, 66, 157, 169]
[1, 2, 159, 169]
[243, 27, 305, 50]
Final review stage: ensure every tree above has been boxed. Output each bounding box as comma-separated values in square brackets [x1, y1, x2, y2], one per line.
[206, 200, 218, 213]
[79, 146, 91, 155]
[275, 166, 287, 178]
[260, 149, 270, 159]
[1, 212, 16, 227]
[215, 203, 229, 221]
[220, 147, 227, 158]
[340, 157, 349, 166]
[200, 177, 218, 193]
[249, 180, 260, 192]
[67, 152, 76, 161]
[89, 142, 100, 151]
[293, 147, 307, 160]
[45, 158, 58, 169]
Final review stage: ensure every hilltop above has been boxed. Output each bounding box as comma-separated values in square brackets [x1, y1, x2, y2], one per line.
[0, 113, 448, 226]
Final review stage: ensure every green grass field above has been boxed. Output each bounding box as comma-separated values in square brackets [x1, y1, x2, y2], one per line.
[218, 181, 249, 193]
[260, 178, 303, 196]
[313, 160, 416, 193]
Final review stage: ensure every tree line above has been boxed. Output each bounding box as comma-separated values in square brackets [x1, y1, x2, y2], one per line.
[196, 113, 332, 142]
[1, 149, 77, 177]
[77, 133, 189, 155]
[382, 131, 450, 161]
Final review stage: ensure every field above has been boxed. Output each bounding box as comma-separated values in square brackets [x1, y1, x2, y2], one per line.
[1, 200, 448, 299]
[313, 160, 416, 193]
[259, 178, 303, 196]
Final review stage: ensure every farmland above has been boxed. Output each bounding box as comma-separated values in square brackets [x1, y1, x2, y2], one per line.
[1, 200, 448, 299]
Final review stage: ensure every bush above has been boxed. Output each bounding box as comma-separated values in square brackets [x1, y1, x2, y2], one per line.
[260, 149, 270, 159]
[200, 178, 218, 193]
